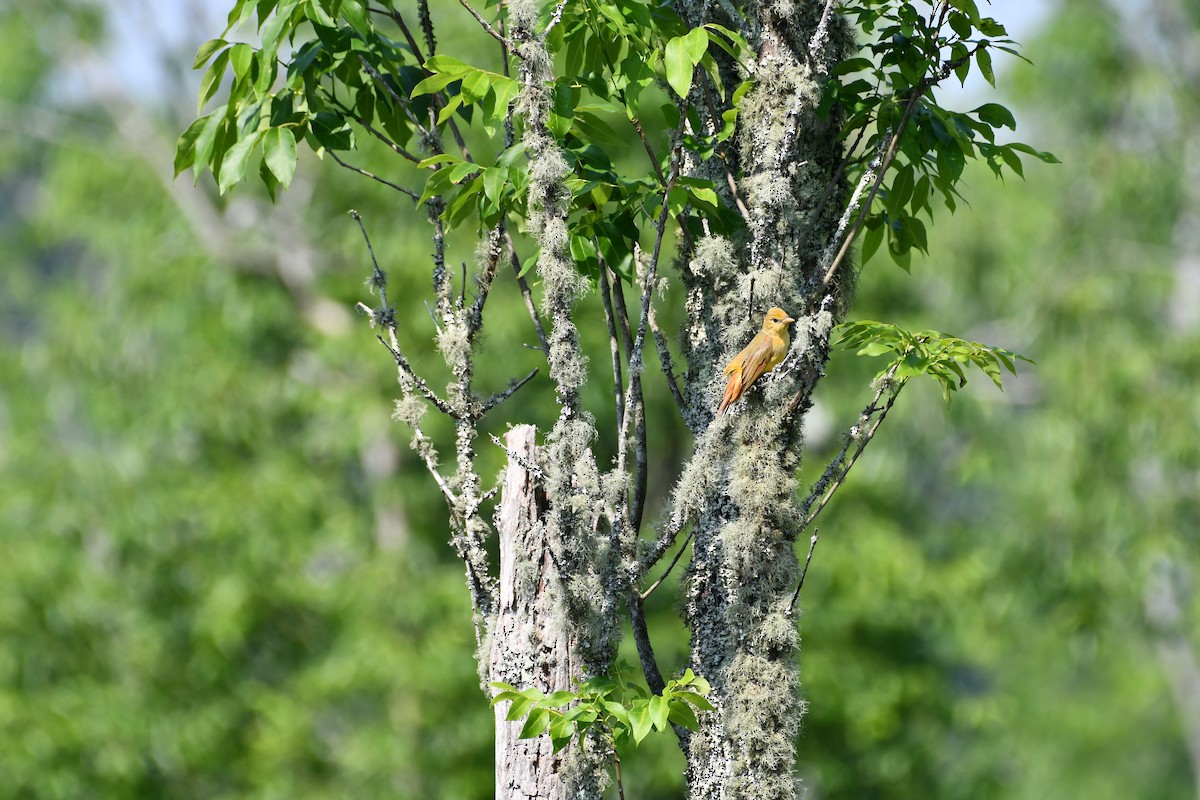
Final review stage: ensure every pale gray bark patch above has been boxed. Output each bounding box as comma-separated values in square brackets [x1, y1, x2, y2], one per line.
[491, 424, 572, 800]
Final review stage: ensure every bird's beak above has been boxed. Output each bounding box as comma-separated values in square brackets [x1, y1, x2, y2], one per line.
[783, 316, 796, 325]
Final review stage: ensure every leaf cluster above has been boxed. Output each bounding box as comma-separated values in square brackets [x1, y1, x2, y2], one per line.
[490, 664, 713, 756]
[829, 0, 1058, 271]
[174, 0, 758, 285]
[835, 319, 1032, 401]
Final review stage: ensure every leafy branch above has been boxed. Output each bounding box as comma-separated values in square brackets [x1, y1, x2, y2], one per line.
[835, 319, 1033, 401]
[491, 664, 713, 760]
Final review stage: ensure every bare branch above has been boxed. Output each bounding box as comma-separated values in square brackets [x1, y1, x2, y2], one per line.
[417, 0, 437, 56]
[640, 529, 692, 601]
[650, 302, 686, 413]
[480, 369, 540, 414]
[628, 593, 667, 695]
[330, 152, 419, 199]
[817, 42, 986, 293]
[468, 227, 505, 339]
[797, 364, 905, 534]
[613, 263, 648, 536]
[543, 0, 570, 35]
[357, 55, 435, 142]
[457, 0, 513, 49]
[350, 210, 390, 306]
[787, 533, 819, 613]
[490, 433, 545, 480]
[406, 418, 460, 509]
[599, 258, 627, 434]
[808, 0, 842, 64]
[506, 232, 551, 355]
[377, 335, 459, 419]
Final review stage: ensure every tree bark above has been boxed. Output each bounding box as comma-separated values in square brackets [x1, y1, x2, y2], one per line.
[490, 424, 581, 799]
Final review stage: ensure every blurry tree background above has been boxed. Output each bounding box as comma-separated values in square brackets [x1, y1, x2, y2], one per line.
[3, 0, 1200, 798]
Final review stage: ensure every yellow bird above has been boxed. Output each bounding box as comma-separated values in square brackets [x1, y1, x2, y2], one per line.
[718, 307, 796, 414]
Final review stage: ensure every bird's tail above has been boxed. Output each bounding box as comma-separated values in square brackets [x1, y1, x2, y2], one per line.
[717, 373, 742, 414]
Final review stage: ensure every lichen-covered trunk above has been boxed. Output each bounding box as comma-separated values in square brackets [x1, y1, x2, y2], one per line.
[489, 425, 586, 799]
[675, 2, 852, 798]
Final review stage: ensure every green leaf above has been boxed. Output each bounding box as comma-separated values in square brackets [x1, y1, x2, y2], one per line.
[262, 127, 298, 187]
[339, 0, 369, 35]
[976, 46, 994, 86]
[260, 1, 297, 57]
[861, 218, 884, 263]
[218, 129, 263, 194]
[667, 702, 699, 731]
[673, 690, 715, 712]
[1008, 142, 1061, 163]
[948, 11, 972, 40]
[412, 71, 462, 97]
[175, 114, 207, 177]
[649, 694, 669, 731]
[193, 38, 228, 69]
[664, 34, 696, 99]
[198, 49, 230, 112]
[424, 54, 472, 75]
[540, 691, 577, 708]
[978, 17, 1007, 37]
[505, 694, 534, 721]
[191, 107, 228, 182]
[447, 161, 482, 183]
[310, 111, 354, 151]
[229, 43, 254, 87]
[304, 0, 335, 26]
[629, 703, 653, 744]
[547, 80, 575, 138]
[548, 716, 576, 752]
[601, 700, 630, 729]
[518, 707, 550, 739]
[888, 162, 914, 215]
[682, 26, 708, 64]
[258, 156, 279, 201]
[973, 102, 1015, 130]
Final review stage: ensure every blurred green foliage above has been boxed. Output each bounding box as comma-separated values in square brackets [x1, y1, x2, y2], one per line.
[3, 0, 1200, 799]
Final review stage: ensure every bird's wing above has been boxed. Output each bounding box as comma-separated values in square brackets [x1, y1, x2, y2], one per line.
[738, 331, 777, 388]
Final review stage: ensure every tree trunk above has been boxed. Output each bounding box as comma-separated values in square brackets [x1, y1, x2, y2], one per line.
[674, 3, 853, 798]
[490, 424, 590, 799]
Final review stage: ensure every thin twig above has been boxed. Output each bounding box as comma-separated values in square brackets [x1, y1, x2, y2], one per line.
[490, 433, 545, 479]
[423, 300, 443, 334]
[787, 533, 819, 613]
[615, 261, 648, 535]
[480, 368, 539, 414]
[506, 231, 551, 354]
[543, 0, 570, 35]
[468, 227, 504, 338]
[640, 529, 693, 601]
[384, 6, 424, 63]
[350, 213, 459, 510]
[599, 258, 627, 434]
[818, 42, 986, 293]
[330, 151, 419, 199]
[377, 335, 459, 418]
[326, 94, 422, 163]
[649, 305, 685, 413]
[631, 116, 666, 185]
[819, 94, 921, 289]
[797, 365, 905, 533]
[457, 0, 513, 48]
[358, 55, 433, 140]
[795, 124, 868, 252]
